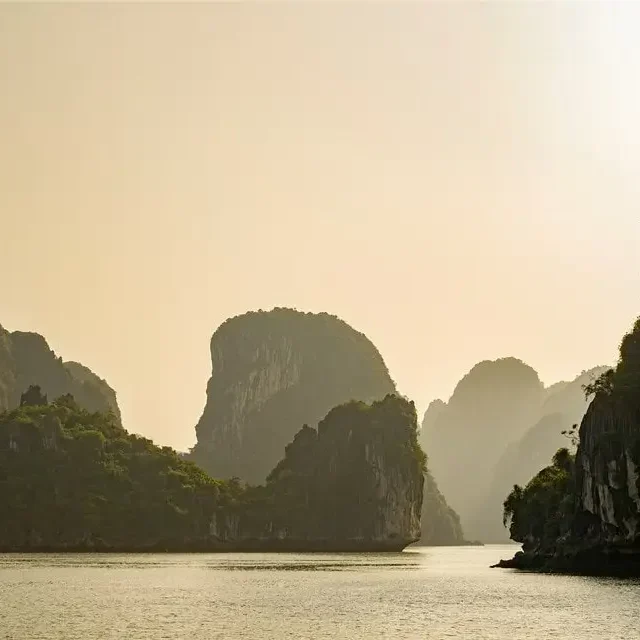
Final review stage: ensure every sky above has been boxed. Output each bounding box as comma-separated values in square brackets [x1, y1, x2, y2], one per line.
[1, 3, 639, 451]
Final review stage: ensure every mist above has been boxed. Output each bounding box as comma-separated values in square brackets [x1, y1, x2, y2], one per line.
[2, 3, 638, 451]
[3, 4, 640, 636]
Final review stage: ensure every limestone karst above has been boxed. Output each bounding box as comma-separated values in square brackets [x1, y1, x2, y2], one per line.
[0, 324, 120, 420]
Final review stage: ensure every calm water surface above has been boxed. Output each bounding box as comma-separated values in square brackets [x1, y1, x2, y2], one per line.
[1, 545, 639, 639]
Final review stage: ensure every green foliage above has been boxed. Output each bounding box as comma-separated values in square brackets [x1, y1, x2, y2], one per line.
[499, 316, 640, 569]
[583, 368, 615, 399]
[583, 317, 640, 406]
[0, 393, 423, 550]
[502, 448, 575, 551]
[262, 394, 425, 541]
[20, 385, 47, 407]
[560, 423, 579, 448]
[0, 397, 229, 550]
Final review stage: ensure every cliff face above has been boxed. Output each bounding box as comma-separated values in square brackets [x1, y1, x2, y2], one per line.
[252, 395, 424, 548]
[497, 318, 640, 574]
[497, 396, 640, 574]
[562, 319, 640, 565]
[422, 358, 544, 541]
[574, 396, 640, 546]
[0, 325, 120, 420]
[191, 308, 396, 483]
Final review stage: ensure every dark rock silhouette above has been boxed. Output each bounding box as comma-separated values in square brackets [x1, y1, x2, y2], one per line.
[0, 394, 423, 552]
[497, 318, 640, 574]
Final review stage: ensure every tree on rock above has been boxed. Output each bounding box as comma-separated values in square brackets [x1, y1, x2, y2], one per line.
[20, 385, 47, 407]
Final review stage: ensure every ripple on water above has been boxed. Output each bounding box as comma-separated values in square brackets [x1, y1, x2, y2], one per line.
[1, 545, 639, 639]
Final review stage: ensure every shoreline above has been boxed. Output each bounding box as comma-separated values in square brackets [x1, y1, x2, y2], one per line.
[492, 548, 640, 577]
[0, 539, 418, 553]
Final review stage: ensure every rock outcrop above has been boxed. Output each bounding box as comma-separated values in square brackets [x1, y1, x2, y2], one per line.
[0, 324, 120, 420]
[573, 395, 640, 548]
[0, 393, 423, 552]
[422, 358, 545, 541]
[249, 394, 425, 549]
[496, 318, 640, 574]
[191, 308, 396, 483]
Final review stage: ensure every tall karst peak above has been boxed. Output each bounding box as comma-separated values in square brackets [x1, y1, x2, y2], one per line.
[191, 308, 396, 483]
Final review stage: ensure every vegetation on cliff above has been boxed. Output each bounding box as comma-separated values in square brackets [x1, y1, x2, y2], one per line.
[583, 317, 640, 405]
[0, 391, 423, 551]
[255, 394, 425, 544]
[190, 307, 460, 545]
[0, 389, 230, 549]
[502, 448, 575, 552]
[497, 317, 640, 574]
[191, 308, 396, 484]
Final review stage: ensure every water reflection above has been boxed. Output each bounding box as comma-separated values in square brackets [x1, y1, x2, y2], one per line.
[0, 550, 424, 572]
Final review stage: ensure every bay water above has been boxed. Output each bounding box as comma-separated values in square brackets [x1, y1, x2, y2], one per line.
[1, 545, 638, 639]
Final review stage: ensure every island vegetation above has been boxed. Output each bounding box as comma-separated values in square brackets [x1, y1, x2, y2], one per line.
[0, 389, 424, 551]
[190, 307, 461, 545]
[496, 317, 640, 575]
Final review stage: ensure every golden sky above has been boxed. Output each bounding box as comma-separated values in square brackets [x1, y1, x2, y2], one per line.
[1, 3, 638, 450]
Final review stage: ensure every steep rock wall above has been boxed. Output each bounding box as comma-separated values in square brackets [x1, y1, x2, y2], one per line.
[248, 394, 425, 548]
[574, 396, 640, 545]
[191, 308, 396, 483]
[496, 318, 640, 574]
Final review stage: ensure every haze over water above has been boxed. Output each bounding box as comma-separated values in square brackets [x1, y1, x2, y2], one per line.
[2, 546, 639, 639]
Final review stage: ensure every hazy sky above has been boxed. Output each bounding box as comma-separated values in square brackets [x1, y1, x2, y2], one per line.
[1, 3, 639, 450]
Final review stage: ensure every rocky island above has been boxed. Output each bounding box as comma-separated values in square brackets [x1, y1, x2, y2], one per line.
[496, 317, 640, 575]
[190, 307, 464, 546]
[189, 308, 397, 484]
[0, 312, 464, 550]
[0, 392, 423, 551]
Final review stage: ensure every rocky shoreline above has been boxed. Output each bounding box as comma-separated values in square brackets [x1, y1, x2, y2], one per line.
[492, 546, 640, 577]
